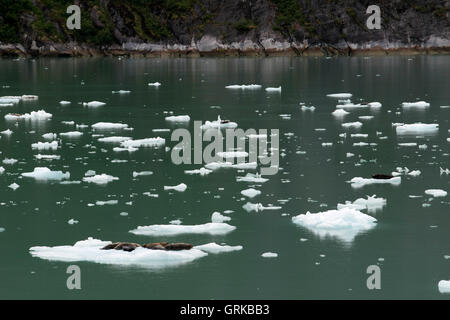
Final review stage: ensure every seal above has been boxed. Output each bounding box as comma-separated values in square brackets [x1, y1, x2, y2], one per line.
[372, 174, 394, 180]
[101, 242, 141, 252]
[102, 241, 194, 252]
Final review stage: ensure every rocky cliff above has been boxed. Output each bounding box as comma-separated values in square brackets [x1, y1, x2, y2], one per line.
[0, 0, 449, 57]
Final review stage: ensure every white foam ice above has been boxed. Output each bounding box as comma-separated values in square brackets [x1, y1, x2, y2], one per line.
[164, 183, 187, 192]
[165, 115, 190, 122]
[92, 122, 128, 130]
[396, 123, 439, 135]
[226, 84, 261, 89]
[292, 207, 377, 242]
[241, 188, 261, 198]
[29, 237, 208, 268]
[350, 176, 401, 188]
[82, 174, 119, 184]
[425, 189, 447, 197]
[83, 101, 106, 107]
[21, 167, 70, 180]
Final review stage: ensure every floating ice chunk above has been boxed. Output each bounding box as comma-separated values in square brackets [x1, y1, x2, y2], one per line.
[332, 109, 349, 117]
[5, 110, 52, 121]
[0, 227, 4, 232]
[226, 84, 261, 90]
[132, 171, 153, 177]
[337, 195, 386, 213]
[169, 219, 181, 225]
[350, 176, 401, 188]
[97, 136, 131, 143]
[0, 166, 4, 174]
[440, 167, 450, 175]
[217, 151, 248, 158]
[261, 252, 278, 258]
[200, 116, 238, 130]
[22, 167, 70, 180]
[368, 102, 382, 108]
[242, 202, 282, 212]
[42, 133, 57, 140]
[438, 280, 450, 293]
[236, 173, 268, 183]
[165, 115, 190, 122]
[1, 129, 12, 135]
[68, 219, 79, 225]
[61, 121, 75, 125]
[148, 82, 161, 87]
[184, 167, 212, 176]
[425, 189, 447, 198]
[164, 183, 187, 192]
[2, 158, 17, 165]
[194, 243, 243, 254]
[292, 207, 377, 242]
[29, 237, 208, 267]
[265, 86, 281, 92]
[21, 95, 38, 101]
[396, 123, 439, 135]
[92, 122, 128, 130]
[211, 212, 231, 223]
[0, 97, 20, 104]
[60, 131, 83, 138]
[336, 103, 364, 109]
[326, 93, 352, 99]
[398, 142, 417, 147]
[408, 170, 421, 177]
[120, 137, 165, 148]
[31, 141, 58, 150]
[241, 188, 261, 198]
[82, 174, 119, 184]
[152, 129, 170, 133]
[8, 183, 19, 190]
[130, 222, 235, 236]
[59, 101, 71, 105]
[402, 101, 430, 108]
[113, 146, 138, 152]
[83, 101, 106, 107]
[112, 90, 130, 94]
[34, 154, 60, 160]
[96, 200, 118, 206]
[342, 121, 363, 129]
[301, 105, 315, 111]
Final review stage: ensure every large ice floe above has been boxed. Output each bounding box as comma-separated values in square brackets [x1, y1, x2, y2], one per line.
[349, 176, 401, 188]
[29, 237, 208, 268]
[438, 280, 450, 293]
[396, 123, 439, 135]
[21, 167, 70, 181]
[130, 213, 236, 236]
[292, 207, 377, 242]
[5, 110, 52, 121]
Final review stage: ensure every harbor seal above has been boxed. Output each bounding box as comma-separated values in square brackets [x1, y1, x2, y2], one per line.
[101, 242, 141, 252]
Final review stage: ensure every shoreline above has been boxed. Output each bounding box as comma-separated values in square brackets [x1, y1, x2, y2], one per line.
[1, 42, 450, 58]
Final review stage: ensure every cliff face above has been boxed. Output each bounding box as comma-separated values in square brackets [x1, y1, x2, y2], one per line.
[0, 0, 449, 57]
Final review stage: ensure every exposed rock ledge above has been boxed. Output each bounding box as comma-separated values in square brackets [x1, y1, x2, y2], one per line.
[2, 36, 449, 58]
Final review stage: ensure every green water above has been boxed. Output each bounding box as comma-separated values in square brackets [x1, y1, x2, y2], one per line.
[0, 56, 449, 299]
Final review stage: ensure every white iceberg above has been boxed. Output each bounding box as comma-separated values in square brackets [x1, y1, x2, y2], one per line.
[83, 174, 119, 184]
[92, 122, 128, 130]
[402, 101, 430, 108]
[130, 222, 235, 236]
[120, 137, 165, 148]
[21, 167, 70, 180]
[265, 86, 281, 92]
[165, 115, 190, 122]
[31, 141, 58, 150]
[396, 123, 439, 135]
[184, 168, 212, 176]
[425, 189, 447, 198]
[194, 243, 242, 254]
[164, 183, 187, 192]
[97, 136, 132, 143]
[83, 101, 106, 107]
[241, 188, 261, 198]
[60, 131, 83, 138]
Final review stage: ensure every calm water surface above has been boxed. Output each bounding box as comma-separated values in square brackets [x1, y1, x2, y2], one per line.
[0, 56, 449, 299]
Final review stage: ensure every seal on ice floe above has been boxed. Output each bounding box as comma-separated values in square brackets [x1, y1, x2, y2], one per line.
[102, 242, 193, 252]
[372, 174, 394, 180]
